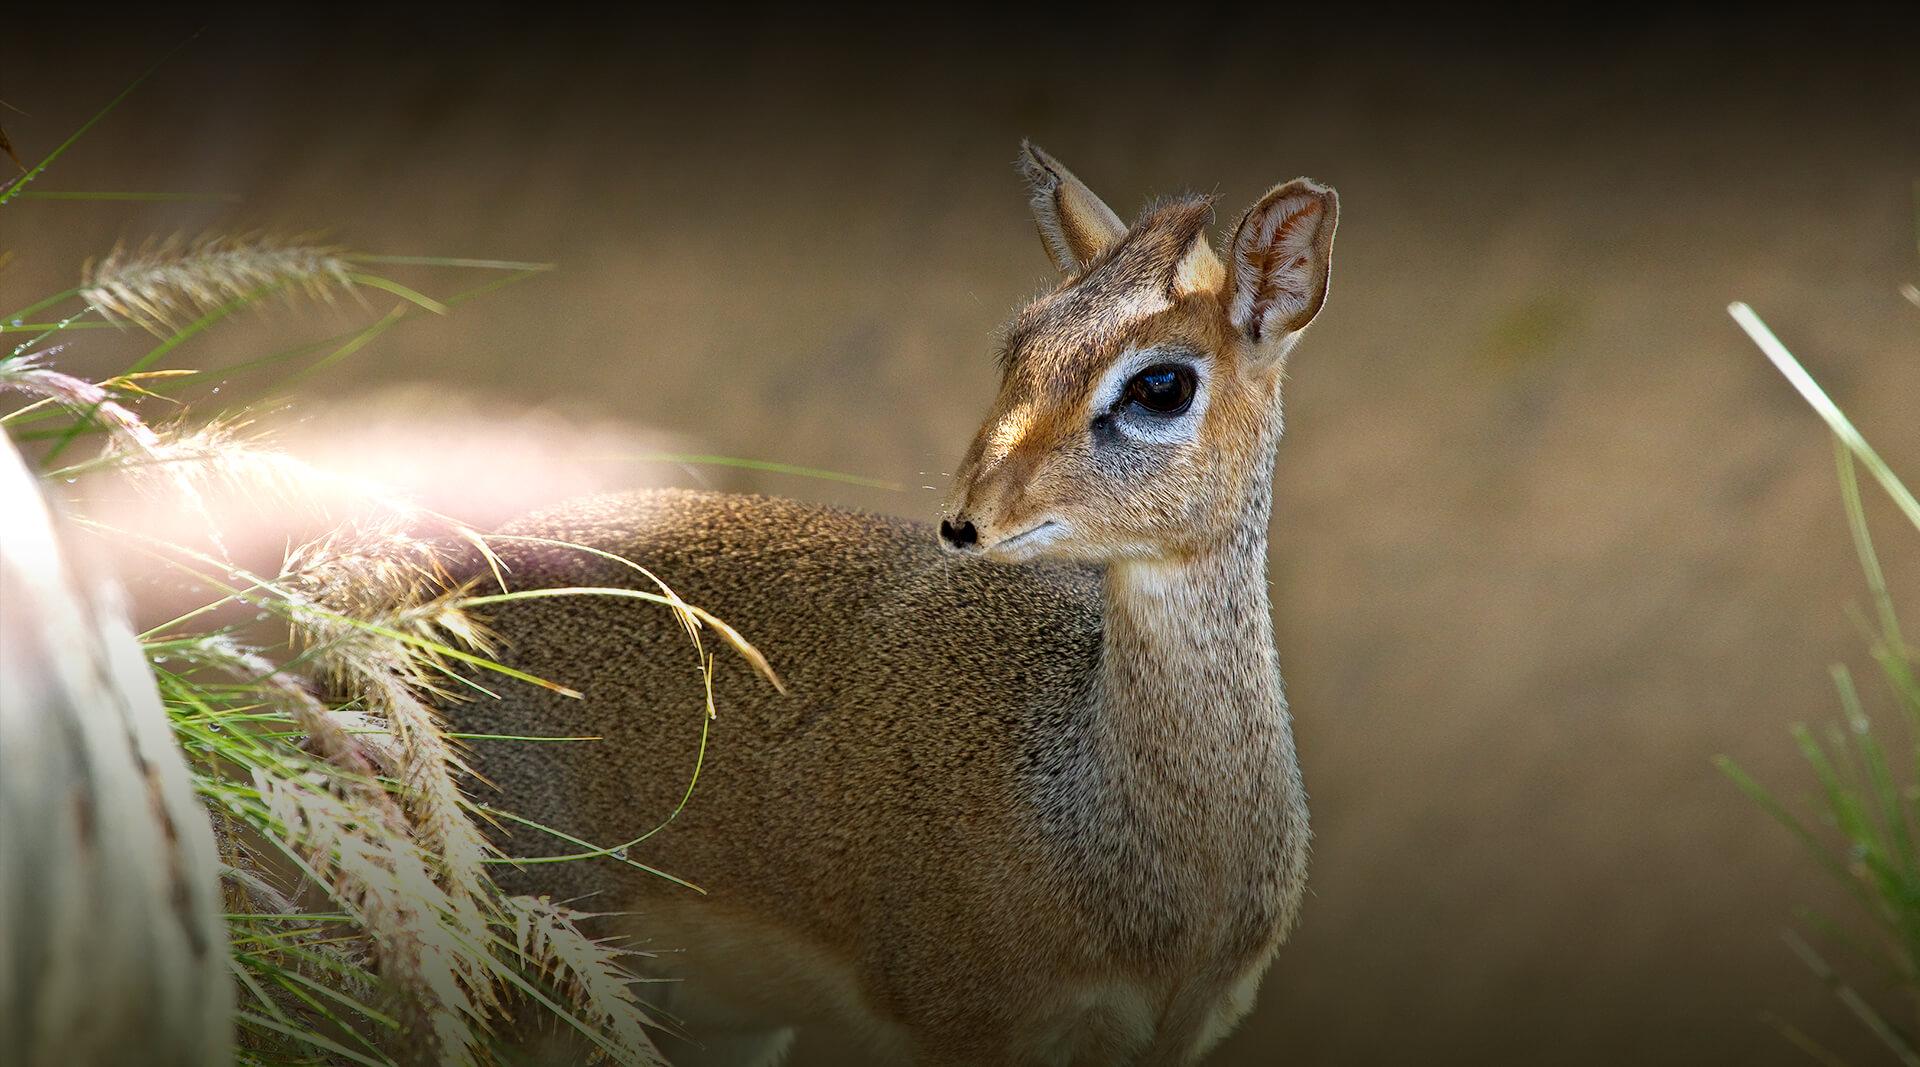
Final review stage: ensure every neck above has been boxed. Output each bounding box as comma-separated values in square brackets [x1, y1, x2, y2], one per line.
[1069, 463, 1309, 951]
[1100, 463, 1280, 732]
[1092, 448, 1294, 800]
[1098, 564, 1284, 792]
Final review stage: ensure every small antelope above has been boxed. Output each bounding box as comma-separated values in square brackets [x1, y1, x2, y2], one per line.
[463, 143, 1338, 1066]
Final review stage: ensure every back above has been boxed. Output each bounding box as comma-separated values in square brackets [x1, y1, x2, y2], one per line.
[454, 488, 1104, 938]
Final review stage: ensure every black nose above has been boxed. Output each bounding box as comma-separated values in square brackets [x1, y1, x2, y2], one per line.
[940, 517, 978, 548]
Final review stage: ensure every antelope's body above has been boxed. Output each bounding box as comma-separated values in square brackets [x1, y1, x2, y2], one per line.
[459, 145, 1339, 1066]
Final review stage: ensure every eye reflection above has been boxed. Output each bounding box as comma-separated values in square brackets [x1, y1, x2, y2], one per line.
[1123, 363, 1197, 416]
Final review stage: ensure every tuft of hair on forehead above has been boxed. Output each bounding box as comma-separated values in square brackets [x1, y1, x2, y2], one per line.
[996, 195, 1219, 376]
[1079, 195, 1217, 293]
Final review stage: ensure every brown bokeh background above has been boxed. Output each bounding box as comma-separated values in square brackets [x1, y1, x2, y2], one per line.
[9, 11, 1920, 1065]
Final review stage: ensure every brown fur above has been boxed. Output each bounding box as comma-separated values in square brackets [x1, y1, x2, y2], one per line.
[451, 148, 1338, 1066]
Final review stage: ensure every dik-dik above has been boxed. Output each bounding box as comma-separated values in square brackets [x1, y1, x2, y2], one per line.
[463, 143, 1338, 1066]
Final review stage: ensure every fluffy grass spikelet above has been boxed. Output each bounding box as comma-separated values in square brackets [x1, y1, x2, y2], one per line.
[8, 340, 671, 1064]
[83, 234, 355, 333]
[511, 896, 666, 1066]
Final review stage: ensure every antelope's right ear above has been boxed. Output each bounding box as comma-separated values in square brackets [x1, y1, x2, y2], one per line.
[1019, 141, 1127, 273]
[1225, 178, 1338, 363]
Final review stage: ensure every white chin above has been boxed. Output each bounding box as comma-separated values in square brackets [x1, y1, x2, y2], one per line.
[983, 520, 1067, 561]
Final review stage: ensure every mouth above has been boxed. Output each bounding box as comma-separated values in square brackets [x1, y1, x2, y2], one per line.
[987, 520, 1062, 555]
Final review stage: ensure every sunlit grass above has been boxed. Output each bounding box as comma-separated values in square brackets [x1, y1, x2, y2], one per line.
[0, 66, 770, 1065]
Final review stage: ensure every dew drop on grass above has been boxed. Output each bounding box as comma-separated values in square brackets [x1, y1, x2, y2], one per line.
[612, 847, 630, 861]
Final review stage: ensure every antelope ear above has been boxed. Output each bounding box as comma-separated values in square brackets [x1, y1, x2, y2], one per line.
[1225, 178, 1338, 362]
[1019, 141, 1127, 273]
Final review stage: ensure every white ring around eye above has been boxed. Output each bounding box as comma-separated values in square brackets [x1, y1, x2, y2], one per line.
[1090, 347, 1210, 444]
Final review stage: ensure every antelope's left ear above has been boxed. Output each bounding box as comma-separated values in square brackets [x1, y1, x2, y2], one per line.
[1019, 141, 1127, 274]
[1225, 178, 1338, 363]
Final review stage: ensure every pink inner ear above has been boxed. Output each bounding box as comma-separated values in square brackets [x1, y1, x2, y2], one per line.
[1232, 196, 1323, 342]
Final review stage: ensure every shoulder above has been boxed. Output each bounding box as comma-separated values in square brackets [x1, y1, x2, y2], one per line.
[498, 488, 917, 546]
[479, 489, 1101, 631]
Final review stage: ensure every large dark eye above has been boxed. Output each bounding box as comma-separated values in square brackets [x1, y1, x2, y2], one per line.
[1123, 363, 1197, 416]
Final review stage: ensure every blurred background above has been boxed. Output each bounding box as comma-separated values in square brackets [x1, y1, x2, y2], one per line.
[7, 9, 1920, 1064]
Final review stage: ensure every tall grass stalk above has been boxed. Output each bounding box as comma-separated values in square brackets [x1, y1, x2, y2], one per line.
[0, 98, 765, 1065]
[1719, 302, 1920, 1062]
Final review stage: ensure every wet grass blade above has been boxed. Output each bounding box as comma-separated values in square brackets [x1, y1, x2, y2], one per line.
[0, 35, 195, 205]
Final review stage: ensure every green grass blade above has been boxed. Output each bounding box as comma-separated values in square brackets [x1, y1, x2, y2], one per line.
[15, 190, 241, 202]
[3, 286, 84, 323]
[38, 283, 283, 463]
[469, 947, 642, 1066]
[1761, 1012, 1854, 1067]
[1838, 442, 1909, 660]
[0, 321, 118, 333]
[473, 803, 705, 894]
[228, 953, 299, 1032]
[0, 35, 194, 205]
[236, 1011, 389, 1067]
[342, 272, 447, 315]
[127, 283, 287, 374]
[1831, 666, 1920, 961]
[236, 949, 400, 1032]
[1833, 665, 1909, 856]
[1732, 302, 1920, 534]
[1783, 929, 1920, 1066]
[277, 304, 409, 388]
[1794, 902, 1915, 985]
[10, 267, 550, 441]
[1716, 754, 1887, 922]
[344, 254, 556, 272]
[1790, 723, 1907, 918]
[86, 519, 589, 699]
